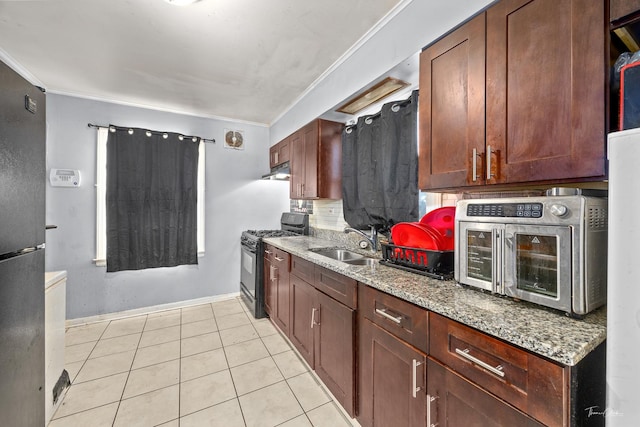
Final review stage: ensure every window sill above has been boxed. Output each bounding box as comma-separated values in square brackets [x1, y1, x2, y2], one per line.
[93, 252, 204, 267]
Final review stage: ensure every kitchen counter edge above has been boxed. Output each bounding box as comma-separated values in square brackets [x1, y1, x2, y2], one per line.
[263, 235, 606, 366]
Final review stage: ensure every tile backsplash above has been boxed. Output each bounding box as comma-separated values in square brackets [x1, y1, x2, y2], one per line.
[290, 199, 313, 214]
[309, 199, 349, 231]
[308, 193, 461, 233]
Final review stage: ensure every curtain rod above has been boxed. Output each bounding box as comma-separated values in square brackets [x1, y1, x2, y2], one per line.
[87, 123, 215, 144]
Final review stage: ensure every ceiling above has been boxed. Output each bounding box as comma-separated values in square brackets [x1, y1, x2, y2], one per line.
[0, 0, 406, 125]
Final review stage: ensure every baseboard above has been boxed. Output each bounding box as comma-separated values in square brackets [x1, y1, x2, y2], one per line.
[65, 292, 241, 327]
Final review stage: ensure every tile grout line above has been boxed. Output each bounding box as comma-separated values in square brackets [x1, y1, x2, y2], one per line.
[50, 320, 113, 423]
[213, 303, 249, 427]
[111, 314, 149, 427]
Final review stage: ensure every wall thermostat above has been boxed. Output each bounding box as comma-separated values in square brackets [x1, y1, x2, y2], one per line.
[50, 169, 81, 187]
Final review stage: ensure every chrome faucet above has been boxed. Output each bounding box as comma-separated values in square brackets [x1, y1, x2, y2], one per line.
[344, 225, 378, 251]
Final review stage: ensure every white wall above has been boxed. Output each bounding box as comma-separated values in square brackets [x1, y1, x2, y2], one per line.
[270, 0, 493, 143]
[45, 94, 290, 319]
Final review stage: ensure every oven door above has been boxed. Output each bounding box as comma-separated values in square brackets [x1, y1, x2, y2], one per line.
[503, 224, 572, 313]
[456, 222, 504, 293]
[240, 245, 257, 300]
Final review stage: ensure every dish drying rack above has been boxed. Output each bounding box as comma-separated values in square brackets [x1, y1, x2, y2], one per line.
[379, 242, 454, 280]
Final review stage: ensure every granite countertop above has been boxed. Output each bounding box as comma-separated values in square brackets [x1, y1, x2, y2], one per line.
[263, 235, 606, 366]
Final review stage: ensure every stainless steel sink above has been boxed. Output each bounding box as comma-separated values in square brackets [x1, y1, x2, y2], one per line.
[310, 247, 365, 261]
[310, 247, 378, 266]
[343, 258, 378, 266]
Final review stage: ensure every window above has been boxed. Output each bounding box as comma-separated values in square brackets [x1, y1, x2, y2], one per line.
[94, 127, 205, 266]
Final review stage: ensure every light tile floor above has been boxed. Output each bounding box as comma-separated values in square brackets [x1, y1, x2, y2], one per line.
[51, 298, 356, 427]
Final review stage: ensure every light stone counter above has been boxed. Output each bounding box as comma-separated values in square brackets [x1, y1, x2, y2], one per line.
[263, 235, 606, 366]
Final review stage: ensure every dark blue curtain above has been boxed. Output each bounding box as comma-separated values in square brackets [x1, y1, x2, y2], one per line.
[342, 90, 419, 231]
[106, 127, 199, 272]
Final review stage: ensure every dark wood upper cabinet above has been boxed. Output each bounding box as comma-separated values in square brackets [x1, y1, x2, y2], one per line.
[486, 0, 606, 185]
[419, 0, 607, 191]
[290, 119, 343, 200]
[269, 137, 290, 169]
[611, 0, 640, 22]
[418, 13, 486, 190]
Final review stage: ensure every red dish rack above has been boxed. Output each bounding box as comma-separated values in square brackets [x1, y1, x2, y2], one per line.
[380, 242, 454, 280]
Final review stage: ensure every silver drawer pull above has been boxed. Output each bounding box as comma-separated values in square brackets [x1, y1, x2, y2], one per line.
[455, 348, 505, 378]
[375, 308, 402, 324]
[264, 250, 272, 255]
[412, 359, 423, 398]
[274, 256, 284, 262]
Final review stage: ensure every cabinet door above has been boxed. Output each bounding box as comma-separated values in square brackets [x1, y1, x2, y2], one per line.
[279, 138, 291, 165]
[428, 358, 544, 427]
[486, 0, 605, 184]
[418, 13, 486, 190]
[290, 131, 303, 199]
[269, 144, 279, 169]
[302, 121, 319, 198]
[429, 312, 566, 426]
[289, 274, 315, 366]
[314, 291, 355, 417]
[358, 318, 427, 427]
[263, 256, 274, 316]
[273, 264, 290, 337]
[611, 0, 640, 22]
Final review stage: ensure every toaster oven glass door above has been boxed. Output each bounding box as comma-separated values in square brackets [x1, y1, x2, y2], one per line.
[503, 225, 572, 312]
[457, 223, 504, 292]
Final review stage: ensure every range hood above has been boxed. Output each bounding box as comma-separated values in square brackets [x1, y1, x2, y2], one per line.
[261, 161, 290, 180]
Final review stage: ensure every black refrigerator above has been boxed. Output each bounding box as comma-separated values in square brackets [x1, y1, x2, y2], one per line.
[0, 59, 46, 426]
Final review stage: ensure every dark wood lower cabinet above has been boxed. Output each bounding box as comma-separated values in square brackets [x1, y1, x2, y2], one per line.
[263, 256, 273, 316]
[427, 358, 544, 427]
[314, 290, 355, 416]
[272, 253, 290, 336]
[289, 274, 315, 366]
[288, 267, 356, 417]
[358, 318, 427, 427]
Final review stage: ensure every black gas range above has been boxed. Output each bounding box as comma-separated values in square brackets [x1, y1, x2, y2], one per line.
[240, 212, 309, 318]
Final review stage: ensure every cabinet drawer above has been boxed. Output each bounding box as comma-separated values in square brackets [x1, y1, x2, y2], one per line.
[291, 255, 315, 284]
[358, 284, 428, 354]
[314, 266, 357, 309]
[264, 244, 276, 261]
[272, 248, 290, 272]
[429, 312, 566, 427]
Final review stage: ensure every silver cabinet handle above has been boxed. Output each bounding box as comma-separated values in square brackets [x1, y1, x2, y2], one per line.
[274, 151, 279, 164]
[427, 394, 438, 427]
[265, 249, 272, 255]
[375, 308, 402, 324]
[301, 183, 305, 197]
[412, 359, 423, 398]
[310, 307, 320, 328]
[269, 265, 276, 281]
[486, 145, 494, 179]
[472, 148, 478, 182]
[455, 348, 505, 377]
[274, 255, 284, 262]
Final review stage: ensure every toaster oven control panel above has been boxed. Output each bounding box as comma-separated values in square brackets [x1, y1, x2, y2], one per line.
[466, 203, 543, 218]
